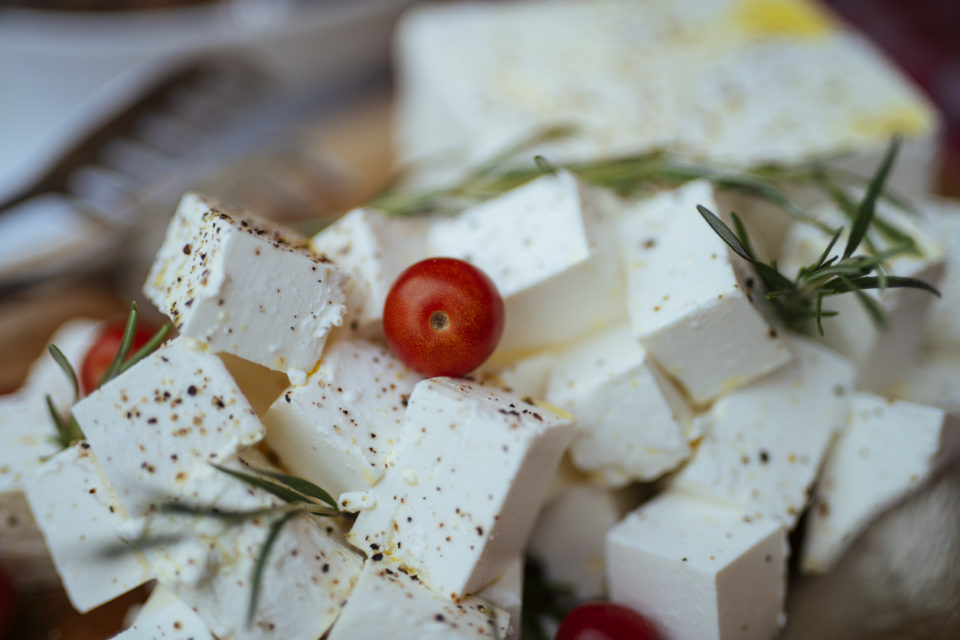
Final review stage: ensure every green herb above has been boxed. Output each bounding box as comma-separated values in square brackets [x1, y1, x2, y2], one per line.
[696, 140, 939, 335]
[46, 301, 172, 450]
[522, 556, 579, 640]
[156, 462, 340, 628]
[367, 127, 917, 248]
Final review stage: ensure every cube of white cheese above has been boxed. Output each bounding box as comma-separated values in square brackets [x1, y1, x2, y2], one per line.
[620, 181, 792, 404]
[607, 491, 787, 640]
[801, 393, 958, 573]
[23, 442, 151, 613]
[476, 556, 523, 640]
[427, 171, 626, 355]
[348, 377, 574, 598]
[327, 562, 510, 640]
[72, 336, 265, 517]
[885, 348, 960, 415]
[672, 335, 855, 527]
[121, 454, 363, 640]
[309, 207, 430, 335]
[394, 0, 939, 195]
[529, 483, 634, 598]
[110, 584, 213, 640]
[144, 192, 348, 374]
[1, 318, 101, 492]
[779, 201, 945, 391]
[263, 337, 421, 497]
[545, 323, 691, 486]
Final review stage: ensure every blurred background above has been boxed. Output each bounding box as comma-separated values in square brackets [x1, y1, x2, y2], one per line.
[0, 0, 958, 637]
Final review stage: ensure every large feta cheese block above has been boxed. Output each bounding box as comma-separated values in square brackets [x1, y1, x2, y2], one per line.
[427, 171, 625, 355]
[327, 562, 510, 640]
[779, 200, 946, 391]
[607, 491, 787, 640]
[72, 336, 265, 517]
[529, 483, 634, 598]
[23, 442, 151, 613]
[672, 335, 855, 527]
[620, 181, 792, 404]
[886, 349, 960, 415]
[144, 192, 348, 375]
[395, 0, 939, 195]
[110, 585, 213, 640]
[801, 393, 958, 573]
[263, 337, 421, 497]
[309, 207, 430, 335]
[476, 556, 523, 640]
[348, 377, 574, 598]
[121, 454, 363, 640]
[545, 323, 691, 486]
[921, 197, 960, 352]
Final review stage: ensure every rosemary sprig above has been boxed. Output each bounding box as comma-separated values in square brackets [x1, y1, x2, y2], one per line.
[367, 127, 917, 249]
[521, 556, 579, 640]
[695, 139, 940, 335]
[157, 462, 341, 628]
[45, 301, 172, 450]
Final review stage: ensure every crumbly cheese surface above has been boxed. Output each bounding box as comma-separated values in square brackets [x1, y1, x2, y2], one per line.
[348, 377, 574, 598]
[110, 584, 214, 640]
[144, 192, 348, 374]
[72, 336, 265, 517]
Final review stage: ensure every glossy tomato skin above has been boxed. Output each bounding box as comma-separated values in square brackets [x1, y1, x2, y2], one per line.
[0, 562, 15, 640]
[80, 321, 159, 395]
[383, 258, 505, 378]
[556, 602, 659, 640]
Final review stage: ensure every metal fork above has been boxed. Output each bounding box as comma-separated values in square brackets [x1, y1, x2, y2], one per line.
[0, 57, 271, 291]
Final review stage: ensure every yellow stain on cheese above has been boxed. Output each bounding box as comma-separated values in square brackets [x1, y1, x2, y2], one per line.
[851, 106, 933, 138]
[735, 0, 835, 39]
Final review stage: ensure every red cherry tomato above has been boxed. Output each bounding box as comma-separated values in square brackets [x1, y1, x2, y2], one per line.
[0, 563, 15, 640]
[556, 602, 659, 640]
[80, 321, 159, 395]
[383, 257, 505, 377]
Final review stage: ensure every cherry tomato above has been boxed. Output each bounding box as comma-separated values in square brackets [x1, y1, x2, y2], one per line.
[556, 602, 659, 640]
[0, 563, 15, 640]
[80, 321, 159, 395]
[383, 257, 505, 377]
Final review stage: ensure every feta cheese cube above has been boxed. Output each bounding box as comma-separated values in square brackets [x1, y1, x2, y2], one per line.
[620, 181, 792, 404]
[779, 201, 946, 391]
[395, 0, 939, 194]
[23, 442, 151, 613]
[672, 335, 855, 527]
[327, 562, 510, 640]
[72, 336, 265, 517]
[476, 556, 523, 640]
[144, 192, 348, 374]
[529, 483, 635, 598]
[545, 323, 691, 485]
[885, 349, 960, 415]
[110, 585, 213, 640]
[263, 337, 421, 497]
[122, 454, 362, 640]
[427, 171, 625, 355]
[309, 207, 430, 335]
[921, 197, 960, 352]
[801, 393, 958, 573]
[607, 491, 787, 640]
[349, 377, 574, 598]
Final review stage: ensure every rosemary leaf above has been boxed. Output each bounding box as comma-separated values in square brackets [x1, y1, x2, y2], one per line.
[48, 345, 79, 404]
[210, 463, 314, 506]
[843, 138, 899, 258]
[119, 322, 173, 376]
[244, 467, 339, 510]
[696, 205, 755, 262]
[45, 394, 71, 450]
[100, 302, 139, 387]
[834, 275, 886, 327]
[157, 502, 300, 521]
[248, 511, 299, 628]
